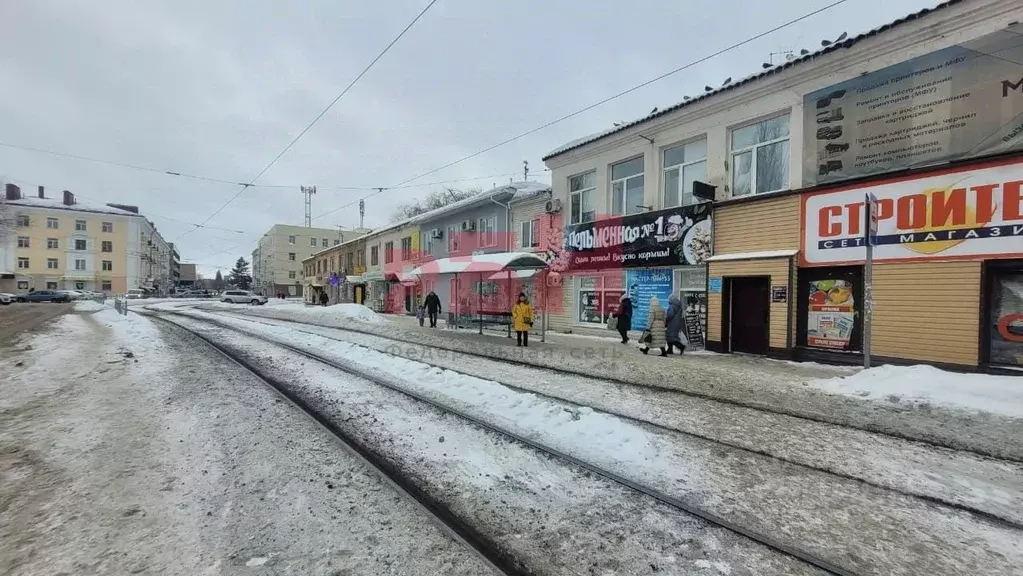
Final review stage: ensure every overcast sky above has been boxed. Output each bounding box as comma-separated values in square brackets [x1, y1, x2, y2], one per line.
[1, 0, 939, 275]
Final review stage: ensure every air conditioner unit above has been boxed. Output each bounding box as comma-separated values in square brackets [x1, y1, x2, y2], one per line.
[545, 199, 563, 214]
[430, 228, 443, 239]
[461, 220, 477, 231]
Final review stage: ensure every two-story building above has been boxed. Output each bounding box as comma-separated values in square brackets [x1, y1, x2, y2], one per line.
[360, 219, 421, 313]
[543, 0, 1023, 370]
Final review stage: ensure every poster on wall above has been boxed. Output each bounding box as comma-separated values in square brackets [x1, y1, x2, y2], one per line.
[807, 279, 856, 350]
[561, 204, 711, 271]
[801, 160, 1023, 266]
[802, 25, 1023, 186]
[626, 268, 675, 332]
[989, 273, 1023, 366]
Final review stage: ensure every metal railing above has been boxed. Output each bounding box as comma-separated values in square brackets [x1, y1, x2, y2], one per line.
[113, 297, 128, 316]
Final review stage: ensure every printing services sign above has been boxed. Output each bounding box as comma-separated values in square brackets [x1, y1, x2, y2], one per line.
[801, 159, 1023, 266]
[802, 26, 1023, 186]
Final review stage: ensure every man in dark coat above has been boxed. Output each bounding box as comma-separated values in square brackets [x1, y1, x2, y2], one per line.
[424, 291, 442, 328]
[319, 291, 329, 307]
[616, 294, 633, 344]
[664, 295, 686, 354]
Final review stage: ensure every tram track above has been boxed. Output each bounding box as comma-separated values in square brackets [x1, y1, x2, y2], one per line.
[147, 309, 857, 576]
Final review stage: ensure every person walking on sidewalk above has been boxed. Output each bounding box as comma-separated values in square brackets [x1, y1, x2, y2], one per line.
[615, 293, 633, 344]
[664, 295, 686, 355]
[640, 296, 668, 356]
[512, 292, 534, 347]
[319, 291, 329, 307]
[424, 291, 442, 328]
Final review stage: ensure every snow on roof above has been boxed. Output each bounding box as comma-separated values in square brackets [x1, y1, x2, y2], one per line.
[706, 249, 798, 262]
[543, 0, 960, 161]
[4, 195, 141, 216]
[509, 181, 552, 202]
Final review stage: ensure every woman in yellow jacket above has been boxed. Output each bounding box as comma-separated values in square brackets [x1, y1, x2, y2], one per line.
[511, 292, 534, 347]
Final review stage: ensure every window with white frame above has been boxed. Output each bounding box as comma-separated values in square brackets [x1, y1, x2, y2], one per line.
[400, 236, 412, 260]
[46, 217, 57, 229]
[384, 241, 394, 263]
[370, 245, 379, 266]
[610, 157, 645, 215]
[74, 259, 86, 271]
[75, 219, 87, 231]
[17, 215, 30, 227]
[288, 271, 296, 279]
[102, 222, 113, 233]
[288, 252, 296, 261]
[520, 218, 539, 249]
[420, 230, 432, 256]
[663, 138, 708, 207]
[310, 237, 317, 247]
[47, 238, 58, 249]
[102, 260, 112, 271]
[730, 114, 790, 197]
[288, 235, 296, 244]
[47, 258, 59, 269]
[447, 226, 459, 253]
[569, 171, 596, 224]
[17, 236, 29, 248]
[478, 216, 497, 247]
[74, 239, 87, 250]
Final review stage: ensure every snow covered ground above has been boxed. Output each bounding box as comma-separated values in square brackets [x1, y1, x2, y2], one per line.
[0, 307, 499, 575]
[160, 309, 1023, 576]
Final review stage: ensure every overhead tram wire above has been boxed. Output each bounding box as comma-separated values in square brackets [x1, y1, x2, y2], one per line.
[173, 0, 440, 242]
[310, 0, 850, 222]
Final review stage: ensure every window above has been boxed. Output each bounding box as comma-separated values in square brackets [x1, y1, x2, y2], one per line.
[288, 235, 296, 245]
[17, 257, 29, 269]
[610, 157, 645, 216]
[569, 171, 596, 224]
[333, 239, 340, 246]
[311, 237, 318, 247]
[731, 114, 790, 197]
[102, 281, 112, 291]
[576, 275, 625, 326]
[663, 138, 708, 207]
[520, 219, 539, 249]
[400, 237, 413, 261]
[478, 216, 497, 247]
[46, 217, 57, 229]
[75, 219, 87, 231]
[17, 281, 29, 290]
[102, 241, 112, 252]
[447, 226, 460, 253]
[47, 258, 59, 270]
[371, 245, 379, 266]
[357, 250, 365, 267]
[17, 236, 30, 248]
[102, 260, 112, 271]
[47, 238, 58, 249]
[322, 238, 329, 248]
[74, 239, 87, 250]
[384, 241, 394, 264]
[17, 215, 30, 227]
[288, 252, 296, 261]
[102, 222, 113, 233]
[289, 271, 296, 279]
[74, 259, 86, 270]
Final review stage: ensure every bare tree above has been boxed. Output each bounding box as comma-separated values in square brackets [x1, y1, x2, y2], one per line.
[389, 186, 483, 223]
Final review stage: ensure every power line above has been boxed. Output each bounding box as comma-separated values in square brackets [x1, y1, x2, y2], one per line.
[176, 0, 439, 241]
[385, 0, 850, 190]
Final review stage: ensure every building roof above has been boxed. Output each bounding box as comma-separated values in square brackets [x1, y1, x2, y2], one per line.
[3, 195, 142, 216]
[543, 0, 960, 161]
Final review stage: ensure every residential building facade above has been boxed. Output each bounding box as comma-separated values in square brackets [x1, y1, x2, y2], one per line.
[254, 224, 343, 297]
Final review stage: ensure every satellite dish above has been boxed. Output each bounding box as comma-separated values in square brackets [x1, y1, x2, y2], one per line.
[785, 52, 796, 61]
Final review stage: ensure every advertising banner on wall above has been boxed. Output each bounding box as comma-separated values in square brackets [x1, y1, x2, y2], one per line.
[802, 26, 1023, 186]
[561, 203, 712, 271]
[801, 158, 1023, 266]
[625, 268, 674, 331]
[807, 279, 856, 350]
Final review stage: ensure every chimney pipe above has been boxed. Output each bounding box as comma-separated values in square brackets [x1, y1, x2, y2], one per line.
[5, 183, 21, 201]
[63, 190, 75, 206]
[38, 185, 44, 198]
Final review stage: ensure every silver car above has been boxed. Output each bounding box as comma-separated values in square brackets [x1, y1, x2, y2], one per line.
[221, 290, 268, 305]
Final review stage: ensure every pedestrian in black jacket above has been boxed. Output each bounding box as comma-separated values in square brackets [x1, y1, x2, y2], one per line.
[616, 294, 633, 344]
[424, 291, 442, 328]
[319, 291, 329, 307]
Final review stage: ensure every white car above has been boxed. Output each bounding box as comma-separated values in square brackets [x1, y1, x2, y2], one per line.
[125, 289, 144, 299]
[59, 290, 84, 300]
[221, 290, 268, 305]
[0, 293, 13, 305]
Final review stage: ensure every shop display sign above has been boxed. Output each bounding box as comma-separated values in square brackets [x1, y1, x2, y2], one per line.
[989, 273, 1023, 366]
[625, 269, 674, 331]
[708, 277, 723, 294]
[807, 279, 856, 350]
[771, 285, 788, 303]
[802, 27, 1023, 186]
[802, 160, 1023, 265]
[562, 204, 711, 271]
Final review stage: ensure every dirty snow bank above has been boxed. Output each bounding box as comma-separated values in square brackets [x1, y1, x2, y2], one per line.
[817, 365, 1023, 419]
[200, 301, 386, 325]
[74, 300, 109, 313]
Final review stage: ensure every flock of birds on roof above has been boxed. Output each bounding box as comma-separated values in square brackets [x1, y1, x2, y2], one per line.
[612, 31, 849, 126]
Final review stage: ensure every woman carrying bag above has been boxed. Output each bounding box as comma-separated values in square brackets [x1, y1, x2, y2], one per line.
[512, 292, 534, 347]
[640, 296, 668, 356]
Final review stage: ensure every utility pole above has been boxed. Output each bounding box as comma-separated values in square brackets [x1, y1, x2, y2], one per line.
[300, 186, 317, 227]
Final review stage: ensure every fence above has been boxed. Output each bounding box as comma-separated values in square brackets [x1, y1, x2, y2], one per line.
[113, 297, 129, 316]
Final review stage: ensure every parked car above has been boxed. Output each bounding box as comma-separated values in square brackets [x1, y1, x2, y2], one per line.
[0, 293, 13, 305]
[59, 290, 84, 300]
[125, 289, 144, 300]
[221, 290, 268, 305]
[17, 290, 71, 303]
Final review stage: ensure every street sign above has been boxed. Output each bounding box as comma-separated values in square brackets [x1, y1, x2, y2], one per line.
[863, 192, 876, 369]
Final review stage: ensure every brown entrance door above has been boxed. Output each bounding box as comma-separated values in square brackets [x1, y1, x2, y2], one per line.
[729, 277, 770, 355]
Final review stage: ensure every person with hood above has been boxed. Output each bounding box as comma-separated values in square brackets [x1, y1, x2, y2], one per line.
[640, 296, 668, 356]
[664, 295, 686, 354]
[424, 290, 442, 328]
[511, 292, 534, 347]
[319, 290, 329, 307]
[615, 293, 633, 344]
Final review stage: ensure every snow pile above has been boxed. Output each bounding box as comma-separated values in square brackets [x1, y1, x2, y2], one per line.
[816, 364, 1023, 419]
[74, 300, 108, 313]
[207, 302, 386, 325]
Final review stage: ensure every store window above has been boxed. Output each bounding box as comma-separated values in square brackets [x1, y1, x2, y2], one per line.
[610, 157, 645, 216]
[576, 274, 625, 326]
[797, 266, 862, 352]
[18, 281, 29, 290]
[102, 281, 112, 291]
[569, 171, 596, 224]
[663, 139, 708, 207]
[676, 266, 708, 345]
[45, 282, 57, 290]
[730, 114, 790, 197]
[988, 269, 1023, 366]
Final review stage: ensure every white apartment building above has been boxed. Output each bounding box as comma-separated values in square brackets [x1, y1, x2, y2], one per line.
[253, 224, 345, 296]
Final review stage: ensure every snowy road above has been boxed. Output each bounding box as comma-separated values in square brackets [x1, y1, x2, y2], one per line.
[0, 308, 499, 575]
[151, 307, 1023, 576]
